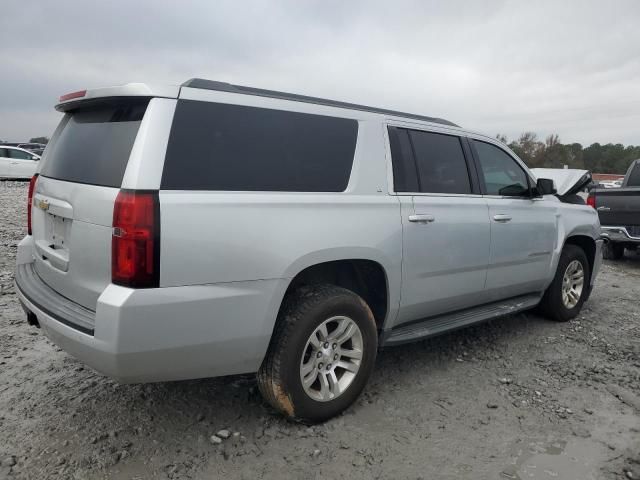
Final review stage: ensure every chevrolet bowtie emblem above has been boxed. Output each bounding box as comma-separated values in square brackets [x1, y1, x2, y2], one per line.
[37, 199, 49, 211]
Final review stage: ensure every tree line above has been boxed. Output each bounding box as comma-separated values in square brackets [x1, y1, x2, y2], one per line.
[497, 133, 640, 174]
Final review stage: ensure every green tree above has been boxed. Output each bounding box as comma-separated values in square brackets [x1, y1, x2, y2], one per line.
[499, 134, 638, 174]
[509, 132, 545, 167]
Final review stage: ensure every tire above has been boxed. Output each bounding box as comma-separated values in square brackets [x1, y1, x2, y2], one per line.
[538, 245, 590, 322]
[257, 284, 377, 423]
[602, 242, 625, 260]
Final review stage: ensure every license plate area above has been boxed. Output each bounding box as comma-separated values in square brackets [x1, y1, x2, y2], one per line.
[46, 213, 72, 251]
[32, 193, 74, 273]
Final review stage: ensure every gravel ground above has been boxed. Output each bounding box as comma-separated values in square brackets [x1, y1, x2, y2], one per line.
[1, 181, 639, 480]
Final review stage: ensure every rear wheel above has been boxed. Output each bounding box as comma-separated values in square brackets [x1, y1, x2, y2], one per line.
[603, 242, 625, 260]
[257, 284, 377, 423]
[539, 245, 590, 322]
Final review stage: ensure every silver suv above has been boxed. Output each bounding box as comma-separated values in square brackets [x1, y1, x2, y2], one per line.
[15, 79, 603, 422]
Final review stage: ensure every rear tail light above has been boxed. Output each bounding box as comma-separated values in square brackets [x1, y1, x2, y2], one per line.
[586, 192, 596, 209]
[112, 190, 160, 288]
[27, 174, 38, 235]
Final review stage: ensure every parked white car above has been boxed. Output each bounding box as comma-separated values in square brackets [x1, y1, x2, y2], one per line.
[0, 146, 40, 179]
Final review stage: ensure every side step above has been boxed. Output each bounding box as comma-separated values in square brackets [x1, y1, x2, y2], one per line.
[382, 294, 541, 347]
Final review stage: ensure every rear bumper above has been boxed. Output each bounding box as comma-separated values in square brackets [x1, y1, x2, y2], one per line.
[15, 262, 96, 335]
[601, 226, 640, 244]
[15, 246, 287, 383]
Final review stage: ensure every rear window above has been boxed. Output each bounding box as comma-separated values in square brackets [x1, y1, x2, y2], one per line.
[161, 100, 358, 191]
[627, 163, 640, 187]
[41, 99, 148, 187]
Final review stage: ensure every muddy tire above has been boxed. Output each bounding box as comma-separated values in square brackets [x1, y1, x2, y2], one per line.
[257, 284, 377, 423]
[603, 242, 624, 260]
[538, 245, 590, 322]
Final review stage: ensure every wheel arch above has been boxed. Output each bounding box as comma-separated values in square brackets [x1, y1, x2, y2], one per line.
[563, 234, 597, 278]
[279, 249, 394, 332]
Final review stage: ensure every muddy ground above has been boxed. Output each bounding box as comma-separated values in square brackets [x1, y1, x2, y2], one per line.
[0, 181, 639, 480]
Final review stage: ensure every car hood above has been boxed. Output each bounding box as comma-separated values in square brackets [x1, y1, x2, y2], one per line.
[531, 168, 592, 196]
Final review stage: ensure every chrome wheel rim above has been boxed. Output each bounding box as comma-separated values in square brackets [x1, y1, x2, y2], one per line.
[562, 260, 584, 309]
[299, 316, 363, 402]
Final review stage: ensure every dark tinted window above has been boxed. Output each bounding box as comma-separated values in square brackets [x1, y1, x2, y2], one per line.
[0, 148, 8, 158]
[627, 163, 640, 187]
[409, 130, 471, 194]
[473, 140, 529, 196]
[388, 127, 418, 192]
[162, 100, 358, 191]
[41, 99, 148, 187]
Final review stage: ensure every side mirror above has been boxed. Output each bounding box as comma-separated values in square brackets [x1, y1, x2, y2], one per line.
[536, 178, 556, 196]
[31, 156, 39, 161]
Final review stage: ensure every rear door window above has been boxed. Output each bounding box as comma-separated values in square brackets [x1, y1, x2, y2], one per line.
[409, 130, 471, 194]
[161, 100, 358, 191]
[473, 140, 530, 197]
[41, 99, 148, 187]
[0, 148, 8, 158]
[388, 127, 419, 192]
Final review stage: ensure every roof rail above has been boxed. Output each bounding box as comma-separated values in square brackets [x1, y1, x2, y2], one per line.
[181, 78, 459, 127]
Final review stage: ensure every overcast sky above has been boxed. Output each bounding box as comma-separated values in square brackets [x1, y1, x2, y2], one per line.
[1, 0, 639, 145]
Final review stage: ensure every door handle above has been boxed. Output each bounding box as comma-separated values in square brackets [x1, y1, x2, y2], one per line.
[408, 214, 435, 223]
[11, 162, 19, 165]
[493, 214, 512, 223]
[596, 206, 610, 211]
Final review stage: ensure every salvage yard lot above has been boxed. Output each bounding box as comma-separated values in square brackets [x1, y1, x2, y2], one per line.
[1, 181, 639, 480]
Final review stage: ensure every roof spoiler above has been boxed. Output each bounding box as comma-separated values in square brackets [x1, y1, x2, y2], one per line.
[55, 83, 180, 112]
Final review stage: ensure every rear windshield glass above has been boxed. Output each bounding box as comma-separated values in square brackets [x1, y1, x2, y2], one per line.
[627, 163, 640, 187]
[161, 100, 358, 191]
[41, 99, 148, 187]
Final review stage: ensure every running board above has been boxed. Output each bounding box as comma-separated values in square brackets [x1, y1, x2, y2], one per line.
[382, 294, 542, 347]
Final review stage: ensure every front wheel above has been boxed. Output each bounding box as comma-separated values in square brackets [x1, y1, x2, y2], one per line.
[538, 245, 590, 322]
[257, 285, 377, 423]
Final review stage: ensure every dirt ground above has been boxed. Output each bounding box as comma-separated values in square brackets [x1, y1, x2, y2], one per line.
[1, 181, 639, 480]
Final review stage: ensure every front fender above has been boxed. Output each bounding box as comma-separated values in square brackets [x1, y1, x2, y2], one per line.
[546, 207, 601, 291]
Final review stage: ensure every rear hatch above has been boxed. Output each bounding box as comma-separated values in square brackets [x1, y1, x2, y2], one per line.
[31, 98, 149, 310]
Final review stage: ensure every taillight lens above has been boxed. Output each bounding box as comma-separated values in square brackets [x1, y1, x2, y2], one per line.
[586, 193, 596, 208]
[112, 190, 160, 288]
[27, 174, 38, 235]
